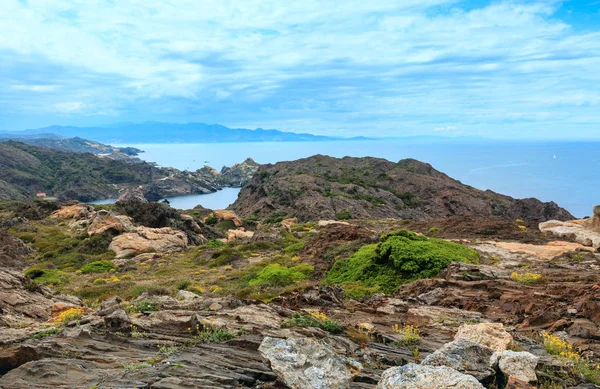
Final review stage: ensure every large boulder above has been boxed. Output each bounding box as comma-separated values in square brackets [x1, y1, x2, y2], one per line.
[377, 363, 484, 389]
[116, 188, 148, 205]
[454, 323, 513, 353]
[211, 210, 243, 227]
[498, 351, 538, 383]
[0, 231, 32, 269]
[422, 338, 496, 381]
[87, 210, 133, 235]
[50, 204, 94, 220]
[539, 217, 600, 250]
[108, 226, 188, 258]
[259, 336, 361, 389]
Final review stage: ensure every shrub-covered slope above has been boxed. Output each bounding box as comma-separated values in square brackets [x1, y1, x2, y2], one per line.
[230, 155, 573, 223]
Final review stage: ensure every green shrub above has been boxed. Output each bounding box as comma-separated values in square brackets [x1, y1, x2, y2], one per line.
[31, 327, 62, 339]
[263, 211, 287, 224]
[282, 313, 343, 334]
[326, 230, 479, 294]
[80, 260, 115, 274]
[336, 209, 352, 220]
[211, 248, 242, 267]
[249, 264, 313, 287]
[125, 300, 158, 313]
[205, 215, 218, 225]
[202, 240, 226, 249]
[24, 267, 71, 286]
[282, 242, 305, 256]
[176, 280, 192, 290]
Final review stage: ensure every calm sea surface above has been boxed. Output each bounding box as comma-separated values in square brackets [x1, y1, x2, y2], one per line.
[116, 140, 599, 218]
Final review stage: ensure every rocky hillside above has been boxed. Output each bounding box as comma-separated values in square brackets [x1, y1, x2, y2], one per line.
[230, 155, 573, 223]
[0, 142, 256, 203]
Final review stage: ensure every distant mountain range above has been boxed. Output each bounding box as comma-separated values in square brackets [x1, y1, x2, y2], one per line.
[0, 122, 370, 144]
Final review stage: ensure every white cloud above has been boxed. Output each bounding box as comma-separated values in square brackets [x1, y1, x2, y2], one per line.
[434, 126, 457, 132]
[53, 101, 84, 113]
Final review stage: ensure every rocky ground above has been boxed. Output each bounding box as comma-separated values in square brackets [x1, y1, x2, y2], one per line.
[0, 195, 599, 388]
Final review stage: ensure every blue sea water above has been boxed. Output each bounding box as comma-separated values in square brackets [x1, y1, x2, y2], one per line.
[121, 140, 599, 218]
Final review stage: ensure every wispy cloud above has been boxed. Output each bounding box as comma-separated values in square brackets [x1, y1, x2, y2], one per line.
[0, 0, 599, 138]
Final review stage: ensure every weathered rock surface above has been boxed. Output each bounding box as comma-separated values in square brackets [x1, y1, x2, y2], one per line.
[108, 226, 188, 258]
[50, 203, 94, 220]
[540, 219, 600, 250]
[454, 323, 513, 353]
[376, 363, 484, 389]
[422, 338, 496, 381]
[211, 209, 243, 227]
[0, 230, 32, 269]
[115, 187, 148, 205]
[259, 336, 361, 389]
[87, 209, 133, 235]
[499, 350, 538, 383]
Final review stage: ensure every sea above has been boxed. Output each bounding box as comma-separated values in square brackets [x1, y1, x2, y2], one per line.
[107, 140, 598, 218]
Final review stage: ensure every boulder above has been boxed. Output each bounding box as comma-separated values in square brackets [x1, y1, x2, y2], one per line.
[376, 363, 484, 389]
[108, 226, 188, 258]
[422, 338, 496, 381]
[281, 218, 298, 231]
[454, 323, 513, 353]
[50, 204, 94, 220]
[406, 306, 482, 327]
[505, 376, 536, 389]
[87, 210, 133, 235]
[0, 231, 32, 269]
[259, 336, 361, 389]
[227, 229, 254, 241]
[103, 309, 131, 332]
[498, 351, 538, 383]
[176, 290, 199, 301]
[211, 210, 243, 227]
[116, 188, 148, 205]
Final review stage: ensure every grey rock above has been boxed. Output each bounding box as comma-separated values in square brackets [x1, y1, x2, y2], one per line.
[259, 336, 361, 389]
[499, 350, 538, 383]
[422, 338, 497, 381]
[377, 363, 484, 389]
[103, 308, 131, 331]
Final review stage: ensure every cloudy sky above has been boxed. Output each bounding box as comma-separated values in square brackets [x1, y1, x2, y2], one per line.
[1, 0, 599, 138]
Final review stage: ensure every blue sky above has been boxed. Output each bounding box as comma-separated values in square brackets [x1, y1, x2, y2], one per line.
[1, 0, 599, 139]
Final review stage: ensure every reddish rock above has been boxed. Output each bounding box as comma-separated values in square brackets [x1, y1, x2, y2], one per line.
[506, 377, 535, 389]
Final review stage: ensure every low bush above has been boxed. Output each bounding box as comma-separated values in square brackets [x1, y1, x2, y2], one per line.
[249, 264, 313, 287]
[80, 260, 115, 274]
[282, 312, 343, 334]
[326, 230, 479, 294]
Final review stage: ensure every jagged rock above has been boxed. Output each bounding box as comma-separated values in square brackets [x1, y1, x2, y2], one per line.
[103, 309, 131, 331]
[87, 209, 133, 235]
[259, 336, 361, 389]
[281, 218, 298, 231]
[454, 323, 513, 353]
[417, 287, 445, 305]
[97, 296, 122, 316]
[180, 214, 202, 234]
[318, 220, 350, 227]
[406, 306, 482, 327]
[567, 319, 600, 339]
[377, 363, 484, 389]
[227, 229, 254, 241]
[506, 376, 536, 389]
[50, 204, 94, 220]
[539, 219, 600, 249]
[211, 210, 243, 227]
[116, 188, 148, 205]
[176, 290, 199, 301]
[422, 338, 496, 381]
[498, 350, 538, 383]
[0, 230, 32, 269]
[377, 298, 409, 315]
[228, 304, 282, 329]
[108, 226, 188, 258]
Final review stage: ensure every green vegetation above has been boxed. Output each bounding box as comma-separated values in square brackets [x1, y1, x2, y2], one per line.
[31, 327, 62, 339]
[336, 209, 352, 220]
[263, 211, 287, 224]
[282, 312, 343, 334]
[282, 241, 305, 255]
[202, 240, 226, 249]
[326, 230, 479, 294]
[176, 280, 192, 290]
[125, 301, 158, 313]
[80, 260, 115, 274]
[249, 264, 313, 287]
[204, 215, 218, 225]
[25, 267, 71, 286]
[123, 361, 152, 373]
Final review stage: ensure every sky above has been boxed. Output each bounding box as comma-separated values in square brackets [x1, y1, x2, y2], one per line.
[1, 0, 599, 139]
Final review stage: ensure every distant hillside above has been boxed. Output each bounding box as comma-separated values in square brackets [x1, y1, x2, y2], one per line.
[3, 122, 367, 144]
[0, 142, 256, 202]
[230, 155, 574, 223]
[0, 134, 143, 160]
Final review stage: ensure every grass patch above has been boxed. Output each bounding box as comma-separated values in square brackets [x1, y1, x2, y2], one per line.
[31, 327, 62, 339]
[249, 264, 313, 287]
[25, 267, 71, 286]
[80, 260, 115, 274]
[282, 312, 343, 334]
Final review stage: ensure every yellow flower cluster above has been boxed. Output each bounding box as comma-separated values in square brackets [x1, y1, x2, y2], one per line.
[54, 307, 85, 325]
[543, 333, 578, 360]
[510, 272, 542, 284]
[309, 312, 328, 321]
[392, 324, 421, 345]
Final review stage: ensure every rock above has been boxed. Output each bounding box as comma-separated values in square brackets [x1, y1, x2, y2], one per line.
[108, 226, 188, 258]
[211, 210, 243, 227]
[539, 220, 600, 249]
[180, 214, 202, 234]
[417, 287, 445, 305]
[281, 218, 298, 231]
[376, 363, 484, 389]
[567, 319, 600, 340]
[176, 290, 199, 301]
[116, 188, 148, 205]
[407, 306, 482, 327]
[318, 220, 350, 227]
[87, 209, 133, 235]
[227, 229, 254, 241]
[506, 376, 536, 389]
[377, 298, 409, 315]
[259, 336, 361, 389]
[227, 304, 282, 329]
[209, 302, 223, 311]
[499, 350, 538, 383]
[0, 230, 32, 269]
[50, 204, 94, 220]
[454, 323, 513, 353]
[422, 338, 496, 381]
[50, 302, 78, 320]
[103, 308, 131, 331]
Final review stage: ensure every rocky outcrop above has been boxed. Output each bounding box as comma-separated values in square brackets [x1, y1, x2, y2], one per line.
[87, 210, 133, 235]
[259, 336, 361, 389]
[0, 231, 32, 269]
[230, 155, 573, 223]
[115, 187, 148, 205]
[50, 204, 94, 220]
[211, 209, 243, 227]
[108, 226, 188, 258]
[454, 323, 513, 353]
[422, 338, 496, 381]
[377, 364, 484, 388]
[540, 208, 600, 250]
